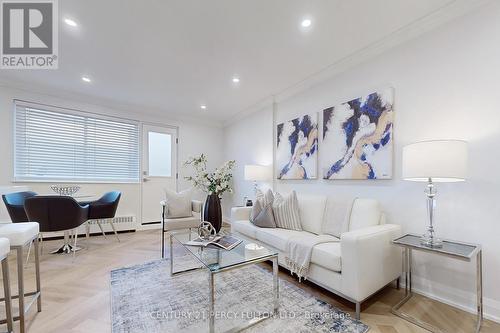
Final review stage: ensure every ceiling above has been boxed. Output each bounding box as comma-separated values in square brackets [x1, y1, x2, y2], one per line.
[0, 0, 484, 123]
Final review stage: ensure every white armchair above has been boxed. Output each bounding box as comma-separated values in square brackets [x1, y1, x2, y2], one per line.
[160, 200, 203, 258]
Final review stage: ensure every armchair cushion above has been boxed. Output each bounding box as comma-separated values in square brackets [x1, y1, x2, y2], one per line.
[163, 213, 201, 231]
[191, 200, 203, 213]
[164, 188, 193, 218]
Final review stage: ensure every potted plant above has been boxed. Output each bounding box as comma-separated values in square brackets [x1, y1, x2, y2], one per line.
[184, 154, 235, 232]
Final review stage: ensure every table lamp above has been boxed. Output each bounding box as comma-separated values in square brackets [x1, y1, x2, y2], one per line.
[244, 165, 271, 194]
[402, 140, 467, 248]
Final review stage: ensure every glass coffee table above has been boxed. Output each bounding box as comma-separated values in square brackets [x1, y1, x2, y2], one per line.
[169, 231, 279, 333]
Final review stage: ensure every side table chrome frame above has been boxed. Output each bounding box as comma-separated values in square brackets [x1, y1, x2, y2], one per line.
[0, 235, 41, 333]
[169, 233, 280, 333]
[392, 245, 483, 333]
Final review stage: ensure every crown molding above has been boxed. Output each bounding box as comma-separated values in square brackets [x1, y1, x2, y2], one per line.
[223, 0, 492, 128]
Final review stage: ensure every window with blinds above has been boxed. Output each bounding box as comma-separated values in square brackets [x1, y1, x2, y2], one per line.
[14, 101, 140, 182]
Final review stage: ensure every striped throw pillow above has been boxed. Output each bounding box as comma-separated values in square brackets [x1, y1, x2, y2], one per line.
[273, 191, 302, 231]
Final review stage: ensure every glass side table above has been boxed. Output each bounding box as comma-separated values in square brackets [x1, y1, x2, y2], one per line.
[391, 234, 482, 333]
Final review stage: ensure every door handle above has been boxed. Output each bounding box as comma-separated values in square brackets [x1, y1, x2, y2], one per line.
[143, 178, 149, 182]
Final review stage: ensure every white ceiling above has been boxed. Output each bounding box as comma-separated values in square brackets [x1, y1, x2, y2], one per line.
[0, 0, 485, 123]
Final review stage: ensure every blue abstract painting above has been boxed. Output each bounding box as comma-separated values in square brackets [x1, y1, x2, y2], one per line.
[276, 113, 318, 179]
[322, 89, 393, 180]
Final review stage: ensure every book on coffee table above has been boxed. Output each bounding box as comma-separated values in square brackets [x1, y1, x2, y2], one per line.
[185, 235, 242, 251]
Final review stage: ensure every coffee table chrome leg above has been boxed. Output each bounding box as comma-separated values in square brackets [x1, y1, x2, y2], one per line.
[209, 271, 215, 333]
[476, 250, 483, 333]
[272, 256, 279, 314]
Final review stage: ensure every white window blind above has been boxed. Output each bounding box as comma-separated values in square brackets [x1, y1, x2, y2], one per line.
[14, 101, 140, 182]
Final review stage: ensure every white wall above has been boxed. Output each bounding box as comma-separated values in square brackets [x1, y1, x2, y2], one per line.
[222, 105, 274, 215]
[224, 2, 500, 321]
[0, 85, 224, 226]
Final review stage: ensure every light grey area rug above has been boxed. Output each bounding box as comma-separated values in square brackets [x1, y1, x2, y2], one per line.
[111, 259, 369, 333]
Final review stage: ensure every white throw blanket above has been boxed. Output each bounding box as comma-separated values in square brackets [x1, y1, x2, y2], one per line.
[285, 235, 338, 282]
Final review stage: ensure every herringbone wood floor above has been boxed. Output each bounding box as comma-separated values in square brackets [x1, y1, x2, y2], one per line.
[0, 229, 496, 332]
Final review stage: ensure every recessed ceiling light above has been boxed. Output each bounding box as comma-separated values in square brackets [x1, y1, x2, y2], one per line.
[200, 105, 207, 110]
[81, 76, 91, 83]
[301, 19, 312, 28]
[64, 18, 78, 27]
[232, 77, 240, 83]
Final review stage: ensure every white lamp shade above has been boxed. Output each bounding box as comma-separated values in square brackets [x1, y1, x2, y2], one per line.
[402, 140, 467, 182]
[244, 165, 272, 181]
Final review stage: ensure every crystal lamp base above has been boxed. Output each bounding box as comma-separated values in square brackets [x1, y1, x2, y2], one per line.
[420, 234, 443, 248]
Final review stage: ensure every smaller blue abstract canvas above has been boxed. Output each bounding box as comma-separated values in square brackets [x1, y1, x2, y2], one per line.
[276, 113, 318, 179]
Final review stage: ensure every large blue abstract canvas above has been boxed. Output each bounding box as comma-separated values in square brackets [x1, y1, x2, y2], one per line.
[322, 89, 393, 180]
[276, 113, 318, 179]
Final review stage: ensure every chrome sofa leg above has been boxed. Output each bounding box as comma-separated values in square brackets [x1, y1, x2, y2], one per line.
[355, 302, 360, 320]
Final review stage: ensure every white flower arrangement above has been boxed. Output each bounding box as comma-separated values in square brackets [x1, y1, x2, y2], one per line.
[184, 154, 235, 197]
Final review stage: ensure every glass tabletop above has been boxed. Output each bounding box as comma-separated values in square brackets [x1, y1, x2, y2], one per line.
[172, 231, 278, 273]
[393, 234, 480, 260]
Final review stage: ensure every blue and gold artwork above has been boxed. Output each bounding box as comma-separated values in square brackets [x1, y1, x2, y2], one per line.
[322, 89, 393, 180]
[276, 114, 318, 180]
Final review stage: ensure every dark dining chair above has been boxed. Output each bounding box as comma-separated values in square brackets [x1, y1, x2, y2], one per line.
[2, 191, 37, 222]
[81, 191, 122, 242]
[24, 196, 89, 258]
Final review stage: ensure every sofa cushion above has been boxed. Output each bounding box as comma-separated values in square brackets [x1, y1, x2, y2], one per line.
[255, 228, 339, 253]
[311, 242, 342, 272]
[322, 198, 353, 238]
[349, 198, 381, 231]
[255, 228, 313, 252]
[232, 220, 260, 239]
[297, 194, 327, 235]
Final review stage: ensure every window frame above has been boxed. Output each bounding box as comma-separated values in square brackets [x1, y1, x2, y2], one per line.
[13, 100, 141, 184]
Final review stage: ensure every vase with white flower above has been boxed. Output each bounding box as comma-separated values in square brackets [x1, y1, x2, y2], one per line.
[184, 154, 235, 232]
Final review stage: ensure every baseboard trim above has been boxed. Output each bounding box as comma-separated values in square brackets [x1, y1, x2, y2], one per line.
[401, 276, 500, 324]
[41, 229, 136, 241]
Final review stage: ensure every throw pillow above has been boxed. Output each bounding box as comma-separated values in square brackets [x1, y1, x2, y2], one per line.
[249, 199, 263, 222]
[164, 188, 193, 218]
[251, 203, 277, 228]
[273, 191, 302, 231]
[250, 189, 274, 221]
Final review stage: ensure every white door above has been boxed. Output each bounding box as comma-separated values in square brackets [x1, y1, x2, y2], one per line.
[141, 124, 177, 224]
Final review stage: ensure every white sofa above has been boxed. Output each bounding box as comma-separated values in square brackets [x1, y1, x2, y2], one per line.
[230, 195, 402, 319]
